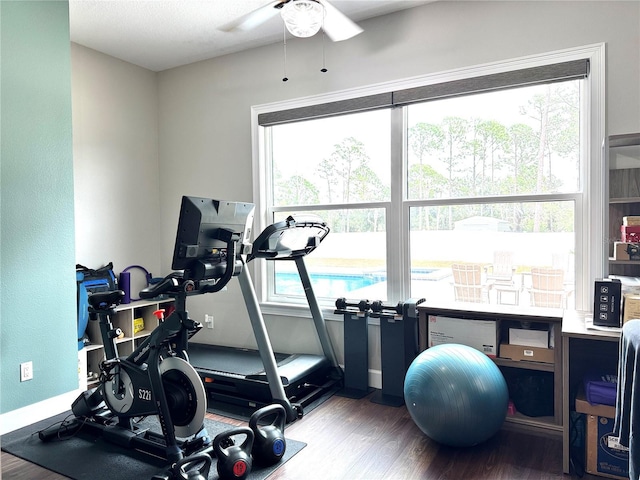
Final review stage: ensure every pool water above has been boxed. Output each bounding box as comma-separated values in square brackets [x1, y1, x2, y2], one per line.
[275, 269, 438, 298]
[276, 271, 385, 298]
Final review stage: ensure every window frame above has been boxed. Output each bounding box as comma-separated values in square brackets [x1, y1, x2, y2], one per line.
[251, 44, 606, 316]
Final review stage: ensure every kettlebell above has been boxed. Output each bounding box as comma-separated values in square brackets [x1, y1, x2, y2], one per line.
[248, 404, 287, 466]
[213, 427, 254, 480]
[175, 453, 212, 480]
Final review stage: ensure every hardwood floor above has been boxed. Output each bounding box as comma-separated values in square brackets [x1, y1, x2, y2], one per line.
[1, 393, 604, 479]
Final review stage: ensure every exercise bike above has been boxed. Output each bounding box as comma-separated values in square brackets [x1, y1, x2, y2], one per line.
[40, 197, 255, 475]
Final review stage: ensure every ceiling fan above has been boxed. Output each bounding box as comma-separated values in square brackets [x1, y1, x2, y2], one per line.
[221, 0, 364, 42]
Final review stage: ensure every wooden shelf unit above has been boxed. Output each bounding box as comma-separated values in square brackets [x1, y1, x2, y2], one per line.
[418, 303, 563, 435]
[608, 133, 640, 277]
[81, 298, 173, 388]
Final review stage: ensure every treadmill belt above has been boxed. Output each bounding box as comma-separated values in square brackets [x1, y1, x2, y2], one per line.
[188, 343, 289, 377]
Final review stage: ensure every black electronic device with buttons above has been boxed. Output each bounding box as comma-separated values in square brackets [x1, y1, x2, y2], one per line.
[593, 278, 622, 327]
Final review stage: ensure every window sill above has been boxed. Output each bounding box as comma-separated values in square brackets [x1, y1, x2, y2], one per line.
[259, 301, 381, 325]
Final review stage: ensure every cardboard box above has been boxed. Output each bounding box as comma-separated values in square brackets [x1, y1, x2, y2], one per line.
[585, 415, 629, 479]
[614, 242, 640, 261]
[428, 316, 498, 357]
[499, 343, 554, 364]
[576, 395, 629, 480]
[623, 293, 640, 324]
[576, 394, 616, 417]
[623, 216, 640, 226]
[509, 327, 549, 348]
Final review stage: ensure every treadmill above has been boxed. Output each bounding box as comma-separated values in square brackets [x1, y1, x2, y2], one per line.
[188, 215, 343, 421]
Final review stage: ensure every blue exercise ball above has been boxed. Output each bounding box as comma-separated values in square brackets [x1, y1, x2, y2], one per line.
[404, 343, 508, 447]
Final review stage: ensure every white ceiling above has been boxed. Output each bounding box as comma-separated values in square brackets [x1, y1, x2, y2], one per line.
[69, 0, 433, 72]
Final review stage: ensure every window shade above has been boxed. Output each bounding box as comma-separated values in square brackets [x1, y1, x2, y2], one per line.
[258, 59, 589, 126]
[258, 93, 392, 126]
[393, 59, 589, 105]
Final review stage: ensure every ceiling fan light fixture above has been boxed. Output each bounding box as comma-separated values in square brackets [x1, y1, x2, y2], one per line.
[281, 0, 324, 38]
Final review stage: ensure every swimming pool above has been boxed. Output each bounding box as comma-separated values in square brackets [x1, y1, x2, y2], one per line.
[275, 271, 386, 298]
[275, 269, 440, 298]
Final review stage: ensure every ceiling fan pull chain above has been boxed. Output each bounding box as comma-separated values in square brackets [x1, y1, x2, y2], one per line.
[320, 23, 328, 73]
[282, 24, 289, 82]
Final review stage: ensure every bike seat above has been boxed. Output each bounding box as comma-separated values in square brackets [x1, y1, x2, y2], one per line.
[88, 290, 124, 309]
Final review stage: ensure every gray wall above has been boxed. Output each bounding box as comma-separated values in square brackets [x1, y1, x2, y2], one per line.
[0, 1, 77, 413]
[156, 1, 640, 357]
[72, 44, 161, 296]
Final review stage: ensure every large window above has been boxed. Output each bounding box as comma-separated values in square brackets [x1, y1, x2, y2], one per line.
[253, 46, 605, 312]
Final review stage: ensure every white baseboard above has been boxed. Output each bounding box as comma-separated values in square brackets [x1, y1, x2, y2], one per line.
[0, 388, 82, 436]
[369, 368, 382, 390]
[337, 366, 382, 390]
[337, 364, 382, 390]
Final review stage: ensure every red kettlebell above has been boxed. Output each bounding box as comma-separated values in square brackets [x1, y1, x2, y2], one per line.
[249, 404, 287, 466]
[213, 427, 254, 480]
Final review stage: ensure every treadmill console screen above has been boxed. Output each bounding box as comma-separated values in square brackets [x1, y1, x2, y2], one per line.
[172, 196, 255, 272]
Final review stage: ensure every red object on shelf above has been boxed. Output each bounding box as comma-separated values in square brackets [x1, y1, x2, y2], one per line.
[621, 225, 640, 242]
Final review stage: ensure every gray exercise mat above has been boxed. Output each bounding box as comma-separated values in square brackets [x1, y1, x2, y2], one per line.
[2, 411, 305, 480]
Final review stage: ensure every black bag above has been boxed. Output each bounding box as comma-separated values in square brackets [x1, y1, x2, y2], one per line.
[76, 263, 117, 349]
[510, 370, 555, 417]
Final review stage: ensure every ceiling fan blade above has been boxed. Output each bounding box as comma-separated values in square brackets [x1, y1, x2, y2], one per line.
[219, 1, 283, 32]
[318, 0, 363, 42]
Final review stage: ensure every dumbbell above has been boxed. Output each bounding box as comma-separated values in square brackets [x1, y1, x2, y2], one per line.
[370, 300, 404, 316]
[335, 297, 371, 312]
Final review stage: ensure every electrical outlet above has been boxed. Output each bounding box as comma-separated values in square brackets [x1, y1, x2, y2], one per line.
[205, 314, 214, 329]
[20, 361, 33, 382]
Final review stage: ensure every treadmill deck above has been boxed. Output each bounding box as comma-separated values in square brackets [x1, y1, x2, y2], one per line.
[188, 342, 332, 390]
